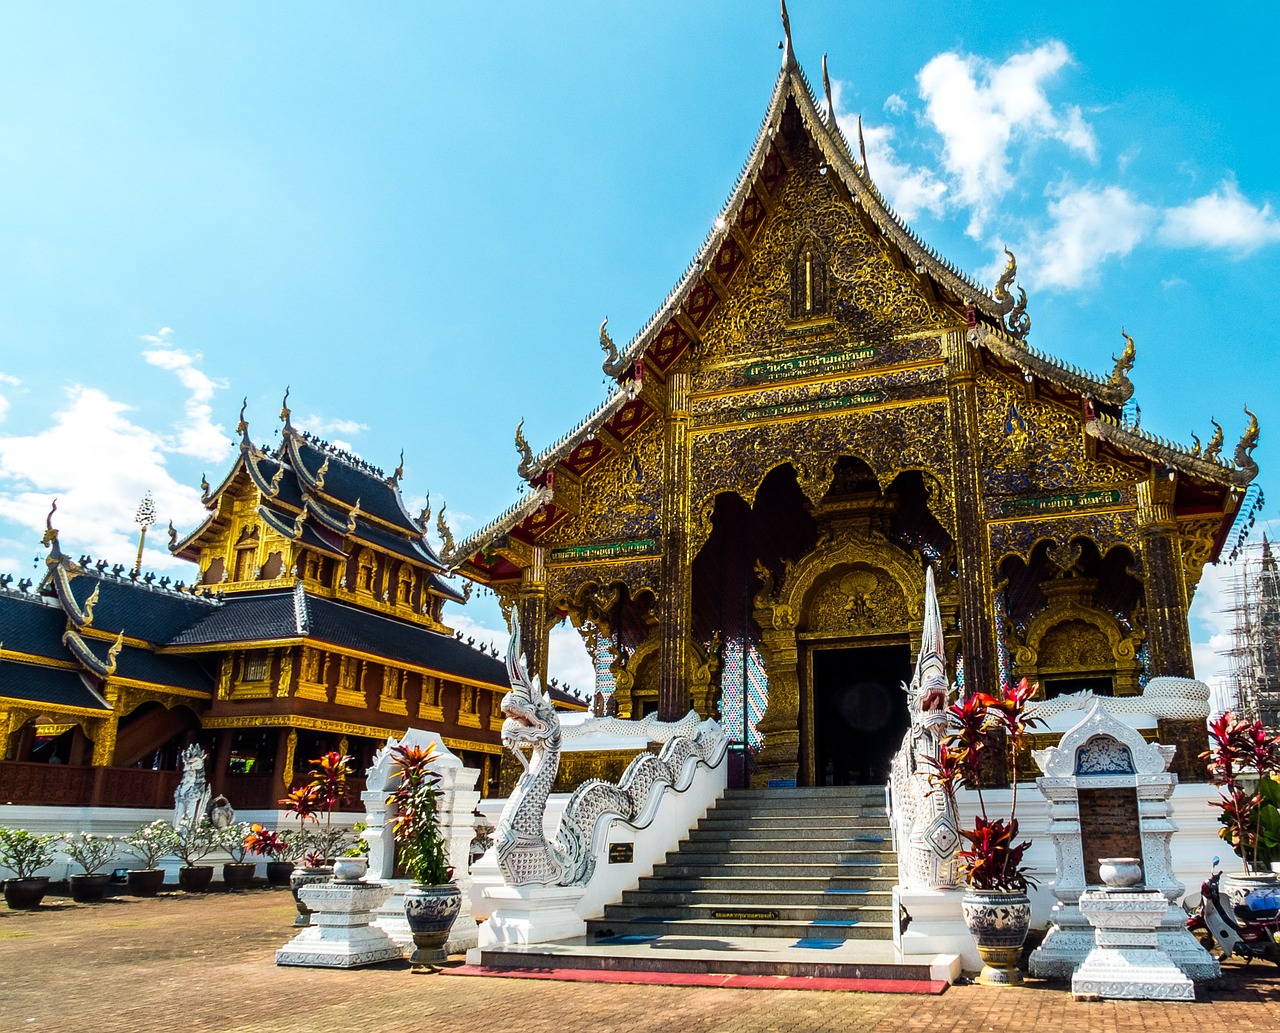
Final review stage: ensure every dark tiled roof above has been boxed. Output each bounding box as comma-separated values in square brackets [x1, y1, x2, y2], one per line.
[114, 645, 214, 694]
[350, 517, 441, 569]
[427, 572, 466, 603]
[165, 589, 302, 647]
[305, 595, 507, 687]
[0, 593, 68, 661]
[63, 573, 220, 642]
[295, 439, 421, 537]
[0, 661, 110, 712]
[248, 451, 306, 510]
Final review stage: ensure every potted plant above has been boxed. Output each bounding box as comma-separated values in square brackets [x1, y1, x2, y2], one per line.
[333, 821, 369, 884]
[122, 820, 179, 896]
[61, 832, 116, 903]
[174, 818, 218, 892]
[217, 821, 257, 889]
[388, 741, 459, 971]
[280, 751, 355, 924]
[1202, 712, 1280, 903]
[930, 677, 1040, 986]
[243, 824, 294, 887]
[0, 828, 58, 909]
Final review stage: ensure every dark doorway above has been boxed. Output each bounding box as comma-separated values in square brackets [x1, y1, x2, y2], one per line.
[812, 645, 912, 786]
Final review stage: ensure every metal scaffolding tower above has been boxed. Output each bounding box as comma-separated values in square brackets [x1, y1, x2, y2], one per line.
[1222, 536, 1280, 729]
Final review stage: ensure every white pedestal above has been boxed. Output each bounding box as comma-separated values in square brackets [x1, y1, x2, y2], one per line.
[1032, 902, 1218, 981]
[276, 881, 403, 968]
[477, 884, 587, 948]
[893, 887, 980, 972]
[1071, 890, 1194, 1001]
[371, 876, 478, 956]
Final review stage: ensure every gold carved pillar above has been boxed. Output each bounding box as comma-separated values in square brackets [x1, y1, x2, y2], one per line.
[0, 707, 36, 761]
[518, 545, 551, 691]
[659, 371, 693, 720]
[944, 328, 1000, 695]
[90, 713, 118, 766]
[752, 617, 800, 786]
[1136, 472, 1193, 677]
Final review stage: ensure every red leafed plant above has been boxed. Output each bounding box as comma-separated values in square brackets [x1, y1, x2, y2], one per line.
[280, 752, 355, 866]
[930, 677, 1041, 892]
[1201, 712, 1280, 872]
[386, 742, 451, 885]
[243, 823, 287, 860]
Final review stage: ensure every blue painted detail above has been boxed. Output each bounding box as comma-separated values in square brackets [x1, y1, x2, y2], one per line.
[809, 919, 859, 927]
[823, 888, 870, 894]
[851, 836, 886, 843]
[767, 778, 797, 789]
[792, 938, 843, 949]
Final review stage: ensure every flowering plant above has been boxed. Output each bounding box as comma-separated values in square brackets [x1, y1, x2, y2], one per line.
[61, 832, 117, 875]
[173, 819, 218, 867]
[1202, 712, 1280, 872]
[217, 821, 254, 863]
[0, 828, 58, 880]
[387, 742, 451, 885]
[930, 678, 1041, 892]
[124, 820, 180, 870]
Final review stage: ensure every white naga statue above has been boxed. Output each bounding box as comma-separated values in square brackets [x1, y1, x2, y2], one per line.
[493, 612, 726, 888]
[888, 566, 960, 889]
[173, 744, 212, 834]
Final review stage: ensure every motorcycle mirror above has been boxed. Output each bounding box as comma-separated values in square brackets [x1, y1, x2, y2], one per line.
[1212, 856, 1220, 867]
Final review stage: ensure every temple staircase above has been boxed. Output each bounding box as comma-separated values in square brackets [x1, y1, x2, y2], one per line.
[463, 786, 960, 987]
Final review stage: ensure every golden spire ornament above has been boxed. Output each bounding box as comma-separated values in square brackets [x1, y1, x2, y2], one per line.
[133, 492, 157, 576]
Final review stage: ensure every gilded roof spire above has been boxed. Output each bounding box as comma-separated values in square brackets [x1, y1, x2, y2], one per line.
[41, 499, 60, 552]
[280, 386, 293, 431]
[599, 317, 620, 373]
[515, 419, 534, 474]
[1235, 405, 1260, 471]
[392, 449, 404, 483]
[779, 0, 795, 68]
[236, 398, 249, 442]
[418, 491, 431, 532]
[993, 249, 1017, 315]
[105, 630, 124, 677]
[314, 456, 329, 492]
[857, 114, 869, 176]
[1205, 419, 1225, 460]
[821, 54, 834, 125]
[436, 503, 456, 556]
[347, 499, 361, 535]
[167, 520, 178, 550]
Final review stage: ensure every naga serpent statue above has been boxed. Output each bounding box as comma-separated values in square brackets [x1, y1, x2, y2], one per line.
[888, 565, 960, 890]
[493, 612, 727, 888]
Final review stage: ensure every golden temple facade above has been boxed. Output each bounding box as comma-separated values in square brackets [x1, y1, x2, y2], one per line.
[447, 30, 1258, 787]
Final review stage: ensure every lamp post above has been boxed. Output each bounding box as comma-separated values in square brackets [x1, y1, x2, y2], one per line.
[133, 492, 157, 576]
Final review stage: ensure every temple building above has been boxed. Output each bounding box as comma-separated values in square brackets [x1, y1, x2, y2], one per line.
[445, 28, 1260, 788]
[0, 397, 582, 808]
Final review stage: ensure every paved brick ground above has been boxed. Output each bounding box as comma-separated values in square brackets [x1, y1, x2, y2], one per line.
[3, 886, 1280, 1033]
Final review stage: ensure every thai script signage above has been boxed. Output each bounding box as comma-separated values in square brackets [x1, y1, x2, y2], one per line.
[549, 539, 657, 564]
[744, 347, 877, 384]
[998, 489, 1122, 517]
[739, 390, 888, 423]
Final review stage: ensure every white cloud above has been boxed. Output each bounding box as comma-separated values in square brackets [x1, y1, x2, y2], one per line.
[883, 93, 907, 116]
[846, 120, 948, 221]
[0, 385, 210, 570]
[917, 42, 1097, 236]
[447, 610, 595, 703]
[1189, 559, 1236, 685]
[297, 415, 369, 437]
[1159, 179, 1280, 254]
[141, 329, 232, 462]
[1023, 183, 1156, 290]
[0, 373, 20, 426]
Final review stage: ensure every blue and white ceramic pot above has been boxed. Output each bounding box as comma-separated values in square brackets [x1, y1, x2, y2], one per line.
[961, 891, 1032, 986]
[404, 883, 462, 971]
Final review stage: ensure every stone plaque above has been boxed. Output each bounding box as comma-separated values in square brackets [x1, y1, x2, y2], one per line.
[608, 842, 634, 864]
[1077, 786, 1142, 886]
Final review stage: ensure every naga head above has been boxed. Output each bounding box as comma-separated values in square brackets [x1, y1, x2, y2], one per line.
[501, 610, 557, 756]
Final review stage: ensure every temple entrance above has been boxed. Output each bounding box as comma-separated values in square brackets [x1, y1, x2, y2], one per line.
[811, 645, 911, 786]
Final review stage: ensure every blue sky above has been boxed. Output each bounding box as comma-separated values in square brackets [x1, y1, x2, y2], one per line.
[0, 2, 1276, 695]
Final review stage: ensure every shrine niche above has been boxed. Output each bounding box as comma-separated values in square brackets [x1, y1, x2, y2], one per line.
[446, 30, 1258, 790]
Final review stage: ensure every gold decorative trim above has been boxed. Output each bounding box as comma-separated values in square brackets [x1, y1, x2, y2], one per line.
[0, 649, 81, 671]
[197, 712, 502, 754]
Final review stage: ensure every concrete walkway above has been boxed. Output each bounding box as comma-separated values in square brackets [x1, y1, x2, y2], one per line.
[2, 885, 1279, 1033]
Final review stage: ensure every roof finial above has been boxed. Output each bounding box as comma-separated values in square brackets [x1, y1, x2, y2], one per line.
[599, 317, 619, 371]
[200, 473, 210, 498]
[236, 397, 249, 442]
[1110, 329, 1136, 385]
[392, 449, 404, 483]
[779, 0, 795, 68]
[419, 491, 431, 532]
[42, 499, 59, 551]
[821, 54, 834, 124]
[280, 386, 292, 430]
[105, 630, 124, 677]
[1235, 405, 1260, 470]
[993, 248, 1017, 315]
[857, 114, 869, 175]
[515, 419, 534, 474]
[1205, 418, 1225, 460]
[347, 499, 361, 535]
[437, 503, 456, 556]
[167, 520, 178, 550]
[314, 456, 329, 492]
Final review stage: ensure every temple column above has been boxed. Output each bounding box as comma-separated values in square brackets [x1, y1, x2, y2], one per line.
[752, 621, 801, 786]
[90, 713, 118, 766]
[944, 327, 1000, 695]
[517, 545, 550, 691]
[659, 371, 693, 720]
[1137, 472, 1193, 677]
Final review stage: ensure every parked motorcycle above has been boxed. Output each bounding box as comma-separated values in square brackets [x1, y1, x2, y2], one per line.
[1185, 856, 1280, 966]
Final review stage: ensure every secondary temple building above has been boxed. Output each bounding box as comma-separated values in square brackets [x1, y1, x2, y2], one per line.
[445, 31, 1259, 788]
[0, 400, 581, 808]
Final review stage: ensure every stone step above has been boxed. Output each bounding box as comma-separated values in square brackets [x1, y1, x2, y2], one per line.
[653, 860, 899, 879]
[585, 915, 894, 941]
[600, 902, 893, 927]
[637, 874, 899, 893]
[722, 786, 886, 799]
[672, 844, 897, 864]
[619, 888, 896, 909]
[687, 827, 891, 844]
[710, 799, 886, 815]
[468, 938, 958, 985]
[696, 815, 891, 831]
